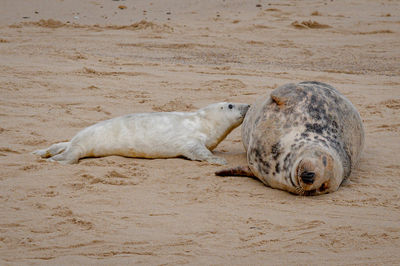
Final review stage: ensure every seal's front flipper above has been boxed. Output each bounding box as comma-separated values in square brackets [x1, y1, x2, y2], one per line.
[270, 83, 306, 107]
[183, 143, 227, 165]
[271, 94, 287, 106]
[215, 165, 255, 177]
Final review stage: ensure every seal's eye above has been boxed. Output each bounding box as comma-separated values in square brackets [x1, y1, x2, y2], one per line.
[228, 104, 233, 109]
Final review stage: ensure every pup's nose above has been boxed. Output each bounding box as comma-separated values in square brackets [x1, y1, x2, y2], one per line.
[300, 171, 315, 184]
[241, 104, 250, 114]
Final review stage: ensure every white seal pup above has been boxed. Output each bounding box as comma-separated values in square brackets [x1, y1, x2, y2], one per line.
[216, 81, 364, 195]
[33, 102, 250, 164]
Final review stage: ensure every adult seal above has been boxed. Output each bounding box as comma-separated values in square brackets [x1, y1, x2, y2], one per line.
[33, 102, 250, 164]
[216, 81, 364, 195]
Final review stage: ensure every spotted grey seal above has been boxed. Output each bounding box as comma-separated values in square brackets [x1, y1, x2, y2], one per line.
[33, 102, 250, 164]
[216, 81, 364, 195]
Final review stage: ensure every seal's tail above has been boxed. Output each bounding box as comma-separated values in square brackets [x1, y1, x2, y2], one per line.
[215, 165, 255, 177]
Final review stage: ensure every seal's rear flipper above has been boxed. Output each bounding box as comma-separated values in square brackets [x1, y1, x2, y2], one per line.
[33, 142, 70, 158]
[215, 165, 255, 177]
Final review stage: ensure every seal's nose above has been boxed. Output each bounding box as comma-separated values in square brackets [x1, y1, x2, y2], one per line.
[241, 104, 251, 116]
[300, 171, 315, 184]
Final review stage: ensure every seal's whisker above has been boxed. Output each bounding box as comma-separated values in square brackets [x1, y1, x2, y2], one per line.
[295, 186, 305, 195]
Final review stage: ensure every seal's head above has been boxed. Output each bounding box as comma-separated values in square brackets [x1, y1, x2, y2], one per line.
[292, 146, 343, 196]
[201, 102, 250, 127]
[199, 102, 250, 150]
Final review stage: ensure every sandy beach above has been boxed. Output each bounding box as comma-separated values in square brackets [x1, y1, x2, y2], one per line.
[1, 0, 400, 264]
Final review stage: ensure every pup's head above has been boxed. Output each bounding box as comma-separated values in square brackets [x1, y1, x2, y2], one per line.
[199, 102, 250, 150]
[201, 102, 250, 127]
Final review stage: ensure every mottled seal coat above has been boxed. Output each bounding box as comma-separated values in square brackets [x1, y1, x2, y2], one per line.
[217, 81, 364, 195]
[33, 102, 250, 164]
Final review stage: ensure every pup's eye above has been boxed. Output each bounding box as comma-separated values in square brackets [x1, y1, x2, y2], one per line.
[228, 104, 233, 109]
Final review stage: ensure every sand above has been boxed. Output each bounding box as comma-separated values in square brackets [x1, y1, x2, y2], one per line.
[1, 0, 400, 265]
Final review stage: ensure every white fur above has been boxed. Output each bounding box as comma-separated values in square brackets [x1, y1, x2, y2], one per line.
[33, 102, 250, 164]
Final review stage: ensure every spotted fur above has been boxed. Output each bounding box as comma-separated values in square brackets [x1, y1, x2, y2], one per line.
[219, 81, 364, 195]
